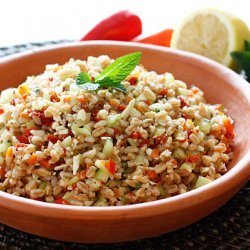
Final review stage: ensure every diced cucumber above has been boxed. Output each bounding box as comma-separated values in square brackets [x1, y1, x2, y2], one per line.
[106, 114, 121, 127]
[95, 159, 107, 171]
[72, 122, 91, 136]
[26, 121, 36, 129]
[127, 138, 136, 146]
[95, 169, 109, 183]
[93, 198, 108, 206]
[134, 155, 144, 166]
[155, 126, 165, 136]
[68, 176, 79, 186]
[180, 162, 193, 173]
[0, 141, 11, 153]
[62, 136, 72, 147]
[103, 139, 113, 157]
[195, 176, 212, 188]
[198, 118, 211, 134]
[157, 185, 166, 197]
[173, 148, 186, 160]
[63, 192, 72, 200]
[39, 181, 47, 189]
[176, 131, 186, 141]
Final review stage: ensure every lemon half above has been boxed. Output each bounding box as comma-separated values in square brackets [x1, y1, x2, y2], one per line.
[171, 9, 250, 68]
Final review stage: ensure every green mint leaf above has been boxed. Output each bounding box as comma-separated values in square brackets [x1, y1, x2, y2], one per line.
[231, 51, 250, 79]
[95, 52, 141, 85]
[76, 72, 91, 85]
[78, 82, 100, 91]
[244, 40, 250, 51]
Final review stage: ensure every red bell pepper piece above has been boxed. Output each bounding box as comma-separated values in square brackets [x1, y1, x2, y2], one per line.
[224, 119, 235, 139]
[133, 29, 173, 47]
[16, 135, 29, 144]
[23, 128, 37, 138]
[105, 160, 116, 175]
[0, 166, 5, 178]
[80, 10, 142, 41]
[54, 198, 69, 205]
[48, 134, 60, 144]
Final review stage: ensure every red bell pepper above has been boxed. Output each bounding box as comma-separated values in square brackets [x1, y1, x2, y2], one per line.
[133, 29, 173, 47]
[105, 160, 116, 175]
[80, 10, 142, 41]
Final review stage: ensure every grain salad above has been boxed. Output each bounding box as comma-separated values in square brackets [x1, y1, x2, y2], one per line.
[0, 53, 235, 206]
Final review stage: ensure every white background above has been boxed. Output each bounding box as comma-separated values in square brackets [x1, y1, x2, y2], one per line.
[0, 0, 249, 47]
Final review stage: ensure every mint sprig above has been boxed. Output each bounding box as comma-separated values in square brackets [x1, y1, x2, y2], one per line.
[231, 40, 250, 80]
[76, 72, 91, 85]
[75, 52, 141, 92]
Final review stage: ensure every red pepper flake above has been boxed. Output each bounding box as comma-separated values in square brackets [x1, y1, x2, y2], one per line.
[156, 134, 167, 145]
[30, 110, 54, 126]
[187, 130, 192, 137]
[139, 139, 150, 147]
[181, 113, 189, 119]
[188, 154, 200, 163]
[42, 116, 54, 126]
[48, 134, 60, 144]
[10, 98, 18, 106]
[159, 88, 168, 96]
[224, 119, 235, 140]
[151, 148, 160, 159]
[105, 160, 116, 175]
[113, 128, 121, 135]
[130, 131, 141, 139]
[54, 198, 69, 205]
[0, 109, 4, 115]
[118, 104, 126, 111]
[147, 170, 159, 181]
[91, 76, 95, 81]
[16, 143, 28, 148]
[144, 100, 151, 106]
[78, 170, 87, 180]
[50, 93, 60, 102]
[48, 77, 54, 81]
[171, 159, 177, 166]
[23, 128, 37, 138]
[40, 159, 53, 170]
[72, 183, 77, 190]
[59, 134, 68, 141]
[178, 96, 187, 108]
[128, 76, 138, 85]
[16, 135, 29, 144]
[0, 166, 5, 178]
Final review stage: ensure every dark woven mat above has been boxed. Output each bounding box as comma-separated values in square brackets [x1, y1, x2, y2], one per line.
[0, 41, 249, 250]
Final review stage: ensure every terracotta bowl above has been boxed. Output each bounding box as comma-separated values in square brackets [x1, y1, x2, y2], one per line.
[0, 41, 250, 243]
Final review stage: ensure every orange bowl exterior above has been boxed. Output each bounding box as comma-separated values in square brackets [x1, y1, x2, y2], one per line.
[0, 41, 250, 243]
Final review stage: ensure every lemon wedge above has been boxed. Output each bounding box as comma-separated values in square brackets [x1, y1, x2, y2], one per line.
[171, 9, 250, 68]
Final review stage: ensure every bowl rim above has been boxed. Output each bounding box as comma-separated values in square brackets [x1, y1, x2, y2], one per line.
[0, 41, 250, 219]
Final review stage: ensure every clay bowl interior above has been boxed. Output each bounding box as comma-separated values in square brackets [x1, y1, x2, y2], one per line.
[0, 41, 249, 243]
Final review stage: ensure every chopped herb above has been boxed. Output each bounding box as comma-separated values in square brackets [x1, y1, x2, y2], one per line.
[75, 52, 142, 92]
[33, 87, 40, 93]
[135, 182, 142, 189]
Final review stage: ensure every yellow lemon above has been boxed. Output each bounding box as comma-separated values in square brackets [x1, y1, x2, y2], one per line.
[171, 9, 250, 68]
